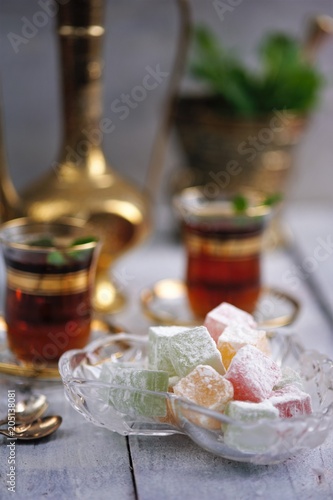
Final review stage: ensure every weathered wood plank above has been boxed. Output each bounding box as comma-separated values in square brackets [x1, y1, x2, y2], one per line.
[129, 433, 333, 500]
[0, 383, 135, 500]
[262, 248, 333, 357]
[285, 203, 333, 323]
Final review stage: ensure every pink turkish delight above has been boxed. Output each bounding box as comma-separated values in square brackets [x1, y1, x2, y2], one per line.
[269, 385, 312, 418]
[225, 345, 281, 402]
[204, 302, 257, 343]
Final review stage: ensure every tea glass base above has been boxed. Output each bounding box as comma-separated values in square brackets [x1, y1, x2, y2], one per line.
[93, 278, 127, 315]
[0, 315, 121, 380]
[140, 279, 300, 329]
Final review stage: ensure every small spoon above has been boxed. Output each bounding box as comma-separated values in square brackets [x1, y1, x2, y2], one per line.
[0, 394, 48, 426]
[0, 416, 62, 440]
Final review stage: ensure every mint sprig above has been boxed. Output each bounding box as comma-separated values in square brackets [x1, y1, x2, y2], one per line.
[26, 235, 97, 266]
[28, 237, 54, 247]
[190, 26, 322, 117]
[70, 236, 98, 246]
[263, 193, 283, 206]
[232, 193, 282, 214]
[232, 195, 249, 213]
[47, 251, 68, 266]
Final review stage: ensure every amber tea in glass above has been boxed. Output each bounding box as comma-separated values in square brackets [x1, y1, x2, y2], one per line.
[0, 219, 100, 364]
[174, 188, 272, 318]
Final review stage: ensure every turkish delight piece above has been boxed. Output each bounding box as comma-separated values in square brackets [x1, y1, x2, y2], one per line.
[225, 400, 279, 422]
[273, 366, 304, 391]
[224, 400, 279, 453]
[204, 302, 257, 343]
[173, 365, 233, 411]
[173, 365, 233, 430]
[168, 326, 225, 378]
[100, 366, 169, 417]
[158, 398, 179, 427]
[98, 361, 145, 403]
[225, 345, 281, 402]
[269, 385, 312, 418]
[148, 326, 189, 377]
[217, 324, 269, 370]
[168, 376, 181, 390]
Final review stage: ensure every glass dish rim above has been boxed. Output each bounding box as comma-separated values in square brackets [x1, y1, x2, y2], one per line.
[58, 332, 333, 431]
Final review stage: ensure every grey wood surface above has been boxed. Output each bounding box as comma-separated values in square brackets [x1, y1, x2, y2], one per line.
[1, 203, 333, 500]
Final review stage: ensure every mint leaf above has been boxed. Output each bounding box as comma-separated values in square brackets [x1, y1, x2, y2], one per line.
[263, 193, 283, 206]
[28, 237, 54, 247]
[189, 25, 323, 116]
[68, 250, 90, 261]
[71, 236, 98, 247]
[47, 251, 67, 266]
[233, 195, 248, 213]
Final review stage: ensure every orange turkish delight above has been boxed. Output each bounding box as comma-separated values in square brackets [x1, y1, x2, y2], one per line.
[173, 365, 233, 429]
[217, 324, 270, 370]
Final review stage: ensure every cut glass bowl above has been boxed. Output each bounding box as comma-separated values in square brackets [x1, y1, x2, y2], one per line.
[59, 332, 333, 465]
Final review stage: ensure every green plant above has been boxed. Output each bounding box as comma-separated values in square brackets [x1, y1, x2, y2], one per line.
[232, 193, 283, 213]
[190, 26, 323, 117]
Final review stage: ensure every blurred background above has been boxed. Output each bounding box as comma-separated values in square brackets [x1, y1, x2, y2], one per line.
[0, 0, 333, 206]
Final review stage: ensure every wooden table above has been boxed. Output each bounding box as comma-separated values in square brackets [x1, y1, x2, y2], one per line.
[1, 203, 333, 500]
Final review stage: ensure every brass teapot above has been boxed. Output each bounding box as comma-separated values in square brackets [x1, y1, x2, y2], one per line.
[4, 0, 190, 313]
[0, 94, 21, 223]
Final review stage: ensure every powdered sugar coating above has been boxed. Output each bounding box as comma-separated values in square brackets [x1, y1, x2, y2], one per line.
[273, 367, 304, 391]
[217, 324, 269, 369]
[168, 326, 225, 377]
[269, 385, 312, 418]
[173, 365, 233, 411]
[100, 366, 169, 417]
[148, 326, 190, 376]
[173, 364, 233, 429]
[224, 400, 279, 453]
[204, 302, 257, 343]
[225, 345, 281, 402]
[225, 400, 279, 422]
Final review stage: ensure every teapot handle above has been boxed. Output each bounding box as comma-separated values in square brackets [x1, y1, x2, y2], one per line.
[144, 0, 192, 201]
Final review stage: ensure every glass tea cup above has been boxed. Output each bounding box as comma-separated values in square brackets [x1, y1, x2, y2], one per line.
[0, 218, 101, 365]
[173, 187, 273, 318]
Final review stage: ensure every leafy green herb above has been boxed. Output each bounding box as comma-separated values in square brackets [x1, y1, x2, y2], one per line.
[233, 195, 249, 213]
[28, 237, 54, 247]
[232, 192, 282, 213]
[28, 235, 98, 267]
[190, 26, 323, 117]
[46, 251, 67, 266]
[263, 193, 283, 206]
[71, 236, 98, 247]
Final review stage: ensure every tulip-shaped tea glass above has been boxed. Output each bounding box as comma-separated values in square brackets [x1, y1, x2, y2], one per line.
[173, 188, 273, 318]
[0, 218, 101, 365]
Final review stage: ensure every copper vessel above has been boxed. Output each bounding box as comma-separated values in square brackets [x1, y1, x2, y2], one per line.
[173, 99, 307, 196]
